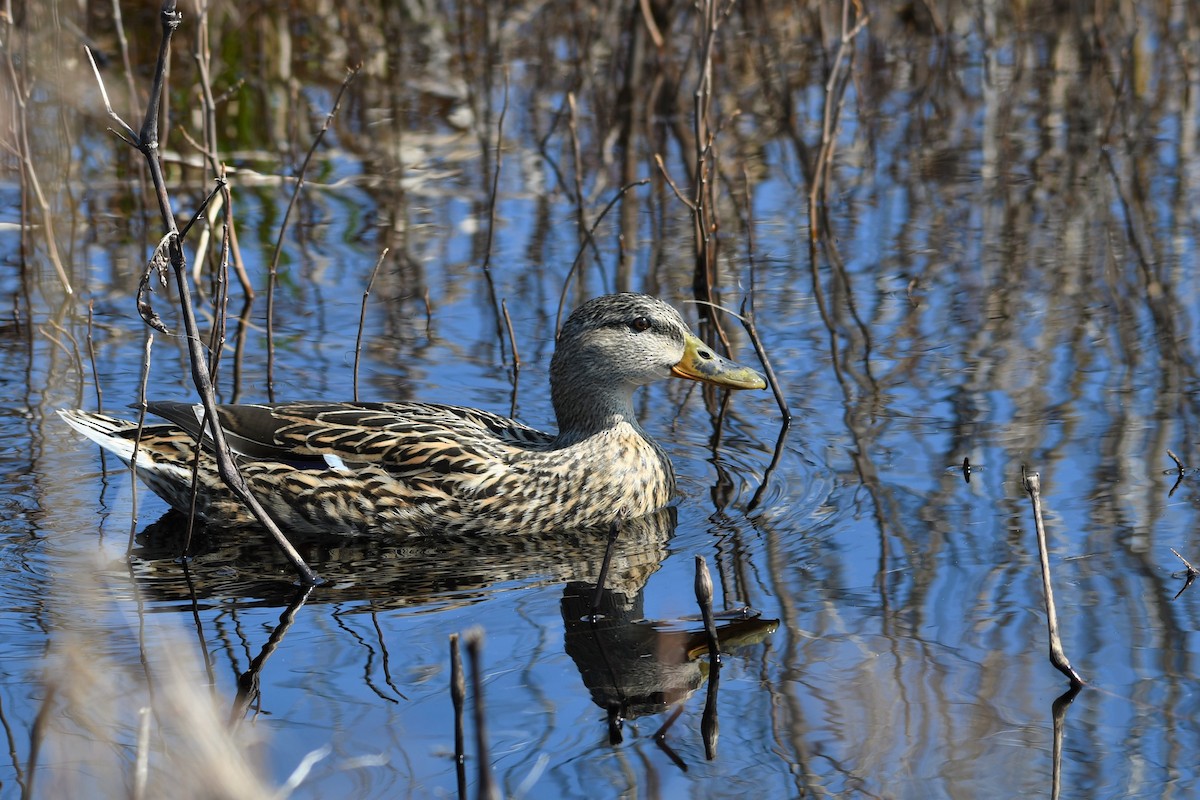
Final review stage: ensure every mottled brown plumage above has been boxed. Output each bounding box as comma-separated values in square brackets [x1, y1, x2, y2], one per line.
[60, 293, 766, 536]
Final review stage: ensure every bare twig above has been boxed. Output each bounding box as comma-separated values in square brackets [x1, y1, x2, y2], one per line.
[735, 167, 788, 421]
[464, 628, 498, 800]
[1167, 449, 1186, 497]
[654, 153, 695, 210]
[85, 45, 138, 144]
[189, 3, 253, 298]
[89, 1, 318, 585]
[266, 65, 361, 400]
[1022, 468, 1085, 689]
[501, 299, 520, 418]
[110, 0, 140, 125]
[588, 521, 622, 618]
[85, 300, 102, 412]
[747, 421, 791, 513]
[230, 587, 314, 722]
[739, 298, 789, 422]
[567, 92, 587, 242]
[652, 704, 687, 771]
[177, 176, 226, 240]
[695, 555, 721, 664]
[1170, 548, 1198, 600]
[205, 184, 233, 383]
[182, 408, 211, 556]
[695, 555, 721, 759]
[10, 35, 73, 296]
[1171, 548, 1199, 576]
[691, 0, 720, 314]
[354, 248, 389, 402]
[701, 643, 720, 762]
[128, 333, 153, 554]
[554, 178, 650, 335]
[478, 69, 510, 365]
[808, 0, 869, 236]
[133, 706, 151, 800]
[449, 634, 467, 800]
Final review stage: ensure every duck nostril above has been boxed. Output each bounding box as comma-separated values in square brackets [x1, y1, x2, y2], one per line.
[699, 349, 713, 360]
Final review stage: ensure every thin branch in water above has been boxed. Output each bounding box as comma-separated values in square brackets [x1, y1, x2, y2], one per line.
[11, 35, 73, 296]
[266, 64, 361, 400]
[230, 586, 314, 723]
[39, 318, 85, 394]
[694, 555, 721, 664]
[182, 407, 211, 556]
[128, 333, 153, 555]
[354, 248, 389, 402]
[566, 92, 588, 248]
[697, 560, 721, 763]
[1167, 448, 1186, 497]
[501, 299, 521, 419]
[1171, 548, 1198, 600]
[689, 0, 730, 343]
[178, 176, 227, 240]
[1050, 682, 1082, 799]
[1171, 547, 1199, 577]
[588, 521, 622, 618]
[85, 45, 138, 144]
[422, 288, 433, 336]
[654, 153, 696, 210]
[808, 0, 869, 232]
[450, 633, 467, 800]
[478, 68, 511, 365]
[88, 1, 319, 585]
[652, 704, 688, 772]
[739, 297, 790, 422]
[205, 186, 234, 384]
[555, 178, 650, 335]
[746, 421, 791, 513]
[733, 164, 788, 421]
[133, 706, 151, 800]
[1022, 468, 1085, 690]
[85, 300, 102, 412]
[464, 627, 498, 800]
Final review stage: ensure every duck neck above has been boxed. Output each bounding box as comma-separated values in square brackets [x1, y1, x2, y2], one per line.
[551, 381, 645, 446]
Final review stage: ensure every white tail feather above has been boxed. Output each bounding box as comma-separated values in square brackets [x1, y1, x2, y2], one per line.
[57, 410, 155, 470]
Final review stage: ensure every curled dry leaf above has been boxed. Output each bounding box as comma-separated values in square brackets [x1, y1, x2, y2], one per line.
[137, 235, 173, 335]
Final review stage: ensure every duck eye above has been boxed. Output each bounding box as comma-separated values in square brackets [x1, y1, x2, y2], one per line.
[629, 316, 651, 332]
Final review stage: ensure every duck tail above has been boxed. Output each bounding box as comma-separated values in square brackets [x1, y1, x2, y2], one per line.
[57, 409, 151, 469]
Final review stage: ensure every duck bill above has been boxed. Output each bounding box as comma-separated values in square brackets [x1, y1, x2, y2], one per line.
[670, 333, 767, 390]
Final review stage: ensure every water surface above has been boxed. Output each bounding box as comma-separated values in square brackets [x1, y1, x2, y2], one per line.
[2, 3, 1199, 798]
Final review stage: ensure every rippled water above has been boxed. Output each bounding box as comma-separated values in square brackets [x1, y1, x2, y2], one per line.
[3, 2, 1200, 798]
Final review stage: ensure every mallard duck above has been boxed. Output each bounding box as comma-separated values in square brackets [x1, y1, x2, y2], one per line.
[60, 293, 766, 536]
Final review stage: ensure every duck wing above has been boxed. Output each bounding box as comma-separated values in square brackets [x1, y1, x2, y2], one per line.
[145, 401, 554, 475]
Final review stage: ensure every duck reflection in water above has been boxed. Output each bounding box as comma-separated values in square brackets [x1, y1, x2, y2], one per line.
[127, 507, 775, 757]
[561, 578, 777, 748]
[128, 508, 676, 608]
